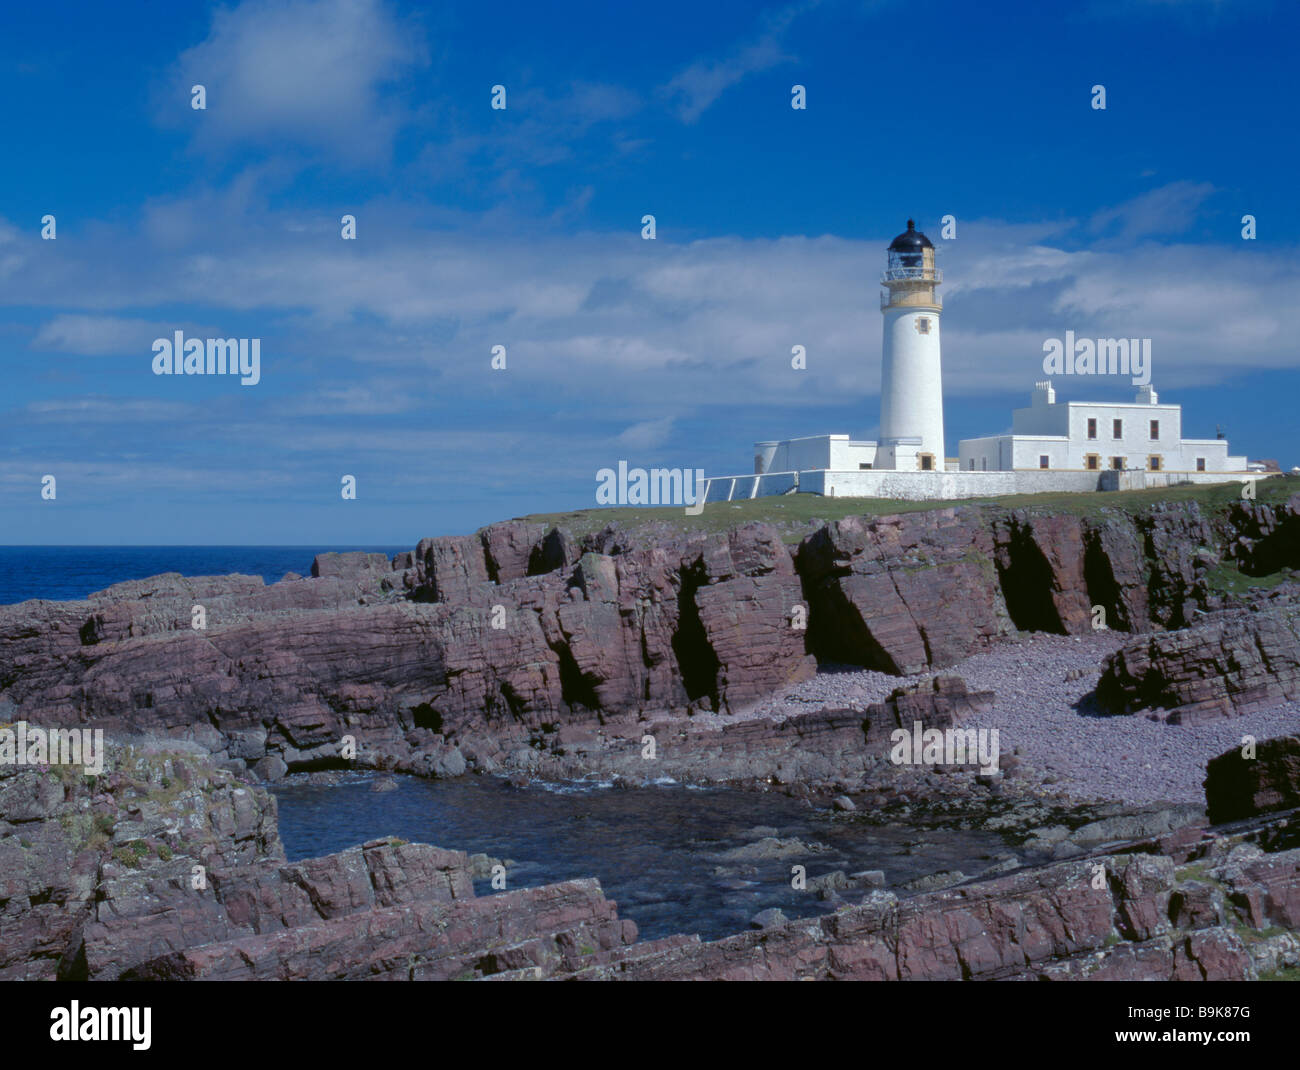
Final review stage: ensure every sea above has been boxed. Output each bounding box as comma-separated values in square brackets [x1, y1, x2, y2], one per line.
[0, 546, 410, 606]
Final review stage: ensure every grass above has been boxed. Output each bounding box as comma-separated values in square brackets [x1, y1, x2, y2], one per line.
[1203, 561, 1294, 597]
[516, 475, 1299, 544]
[1174, 863, 1212, 882]
[60, 811, 116, 852]
[1233, 923, 1287, 943]
[111, 840, 150, 869]
[525, 494, 954, 540]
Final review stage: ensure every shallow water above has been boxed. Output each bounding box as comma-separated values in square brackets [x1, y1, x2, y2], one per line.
[273, 772, 1018, 943]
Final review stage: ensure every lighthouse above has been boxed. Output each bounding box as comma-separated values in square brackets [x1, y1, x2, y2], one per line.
[879, 219, 945, 471]
[733, 217, 1248, 501]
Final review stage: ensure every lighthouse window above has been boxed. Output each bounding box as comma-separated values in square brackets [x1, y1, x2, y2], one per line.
[919, 453, 934, 471]
[915, 317, 931, 334]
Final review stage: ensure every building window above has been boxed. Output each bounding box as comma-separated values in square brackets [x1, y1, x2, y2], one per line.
[1149, 419, 1159, 440]
[919, 453, 934, 471]
[1196, 457, 1206, 472]
[1087, 418, 1097, 440]
[968, 458, 975, 470]
[1085, 453, 1100, 471]
[981, 458, 987, 471]
[1039, 455, 1050, 469]
[1148, 455, 1162, 471]
[1113, 418, 1123, 439]
[915, 317, 931, 334]
[1111, 457, 1125, 470]
[859, 462, 872, 470]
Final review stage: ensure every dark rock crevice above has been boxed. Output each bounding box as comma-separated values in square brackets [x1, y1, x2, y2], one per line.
[671, 562, 721, 708]
[1082, 531, 1127, 631]
[409, 702, 444, 734]
[995, 522, 1066, 634]
[553, 636, 601, 713]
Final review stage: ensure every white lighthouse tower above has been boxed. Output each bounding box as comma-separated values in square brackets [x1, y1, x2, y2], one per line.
[879, 219, 945, 471]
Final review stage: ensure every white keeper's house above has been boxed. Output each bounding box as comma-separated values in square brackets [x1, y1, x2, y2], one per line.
[957, 380, 1246, 477]
[704, 219, 1253, 503]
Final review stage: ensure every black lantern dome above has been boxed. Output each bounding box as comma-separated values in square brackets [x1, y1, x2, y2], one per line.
[888, 219, 933, 252]
[885, 219, 934, 275]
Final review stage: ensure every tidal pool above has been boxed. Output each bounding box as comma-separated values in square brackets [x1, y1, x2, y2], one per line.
[273, 772, 1017, 943]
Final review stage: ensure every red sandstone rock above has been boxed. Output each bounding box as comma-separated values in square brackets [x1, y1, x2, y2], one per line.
[1098, 603, 1300, 722]
[862, 675, 995, 747]
[2, 497, 1297, 774]
[797, 508, 1010, 673]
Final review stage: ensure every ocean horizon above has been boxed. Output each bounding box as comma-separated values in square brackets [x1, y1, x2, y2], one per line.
[0, 545, 410, 606]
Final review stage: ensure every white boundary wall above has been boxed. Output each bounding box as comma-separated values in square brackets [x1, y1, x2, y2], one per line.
[699, 468, 1263, 503]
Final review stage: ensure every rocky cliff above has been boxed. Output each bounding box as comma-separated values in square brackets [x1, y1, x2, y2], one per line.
[2, 484, 1296, 779]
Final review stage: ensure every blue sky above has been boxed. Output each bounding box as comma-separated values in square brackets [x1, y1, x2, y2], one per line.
[1, 0, 1296, 544]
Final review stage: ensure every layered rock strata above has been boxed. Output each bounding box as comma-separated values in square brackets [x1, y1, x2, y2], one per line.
[0, 489, 1296, 777]
[1097, 596, 1300, 723]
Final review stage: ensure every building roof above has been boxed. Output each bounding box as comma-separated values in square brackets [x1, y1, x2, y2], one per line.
[888, 219, 933, 252]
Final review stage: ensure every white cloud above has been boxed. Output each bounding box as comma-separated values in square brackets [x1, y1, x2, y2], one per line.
[159, 0, 425, 161]
[1089, 181, 1217, 242]
[616, 416, 677, 450]
[661, 2, 817, 122]
[31, 315, 224, 356]
[4, 186, 1298, 433]
[32, 315, 169, 356]
[24, 398, 195, 421]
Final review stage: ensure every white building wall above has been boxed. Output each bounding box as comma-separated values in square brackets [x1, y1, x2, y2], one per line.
[959, 435, 1006, 472]
[828, 438, 878, 470]
[808, 470, 1104, 498]
[1010, 436, 1072, 471]
[755, 436, 829, 473]
[961, 386, 1248, 475]
[1179, 439, 1247, 473]
[710, 468, 1265, 503]
[1066, 401, 1183, 470]
[1010, 382, 1068, 436]
[755, 435, 880, 475]
[890, 439, 922, 471]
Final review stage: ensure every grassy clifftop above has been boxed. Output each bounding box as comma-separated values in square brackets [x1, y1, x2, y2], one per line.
[519, 474, 1299, 543]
